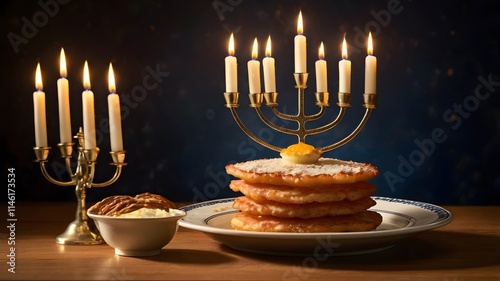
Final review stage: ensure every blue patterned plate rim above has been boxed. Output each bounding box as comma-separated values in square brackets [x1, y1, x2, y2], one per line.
[179, 196, 453, 239]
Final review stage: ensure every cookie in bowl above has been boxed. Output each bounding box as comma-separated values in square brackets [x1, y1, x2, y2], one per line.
[87, 192, 185, 256]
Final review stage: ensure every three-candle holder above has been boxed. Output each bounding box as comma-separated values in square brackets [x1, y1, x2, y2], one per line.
[33, 127, 126, 245]
[224, 73, 377, 152]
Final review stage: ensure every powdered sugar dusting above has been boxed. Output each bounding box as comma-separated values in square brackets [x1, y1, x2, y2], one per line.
[234, 158, 370, 176]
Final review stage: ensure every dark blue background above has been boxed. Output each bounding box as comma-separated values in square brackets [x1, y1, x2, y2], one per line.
[1, 0, 499, 205]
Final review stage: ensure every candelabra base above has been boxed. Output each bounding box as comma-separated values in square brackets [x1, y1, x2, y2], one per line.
[56, 219, 103, 245]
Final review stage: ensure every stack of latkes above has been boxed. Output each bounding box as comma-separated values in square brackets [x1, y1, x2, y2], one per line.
[225, 158, 382, 232]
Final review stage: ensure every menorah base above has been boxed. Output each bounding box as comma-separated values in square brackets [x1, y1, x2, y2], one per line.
[56, 219, 104, 245]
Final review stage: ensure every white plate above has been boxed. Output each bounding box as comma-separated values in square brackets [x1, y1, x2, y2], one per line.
[179, 197, 453, 256]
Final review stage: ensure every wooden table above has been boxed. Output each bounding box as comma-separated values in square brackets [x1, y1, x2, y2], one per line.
[1, 202, 499, 280]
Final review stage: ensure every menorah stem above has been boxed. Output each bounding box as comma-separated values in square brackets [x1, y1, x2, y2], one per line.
[297, 87, 307, 143]
[55, 149, 102, 245]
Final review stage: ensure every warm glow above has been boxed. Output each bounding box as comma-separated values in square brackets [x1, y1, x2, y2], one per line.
[35, 63, 43, 90]
[228, 33, 235, 56]
[318, 42, 325, 60]
[342, 37, 348, 59]
[251, 38, 258, 60]
[265, 35, 272, 57]
[108, 63, 116, 93]
[60, 48, 67, 78]
[83, 61, 90, 90]
[367, 32, 373, 55]
[297, 11, 303, 35]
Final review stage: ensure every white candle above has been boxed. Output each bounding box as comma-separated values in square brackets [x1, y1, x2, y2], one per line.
[315, 42, 327, 92]
[339, 38, 351, 93]
[225, 33, 238, 92]
[262, 35, 276, 93]
[57, 48, 72, 143]
[82, 61, 96, 149]
[33, 63, 47, 147]
[247, 38, 261, 93]
[294, 11, 306, 73]
[365, 32, 377, 94]
[107, 63, 123, 152]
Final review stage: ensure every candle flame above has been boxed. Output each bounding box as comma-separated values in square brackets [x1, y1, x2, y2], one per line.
[35, 63, 43, 90]
[251, 38, 258, 60]
[60, 48, 67, 78]
[297, 11, 303, 35]
[228, 33, 235, 56]
[367, 32, 373, 55]
[108, 63, 116, 93]
[342, 37, 348, 59]
[318, 42, 325, 60]
[265, 35, 272, 57]
[83, 60, 91, 90]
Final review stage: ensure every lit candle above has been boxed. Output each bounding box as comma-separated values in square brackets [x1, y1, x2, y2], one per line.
[262, 35, 276, 93]
[315, 42, 327, 92]
[57, 48, 72, 144]
[247, 38, 261, 93]
[107, 63, 123, 152]
[81, 61, 96, 149]
[339, 37, 351, 93]
[294, 11, 307, 73]
[225, 33, 238, 92]
[33, 63, 47, 147]
[365, 32, 377, 94]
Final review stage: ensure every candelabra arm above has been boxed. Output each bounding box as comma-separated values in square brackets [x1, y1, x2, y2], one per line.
[39, 161, 75, 186]
[229, 107, 283, 152]
[65, 157, 74, 177]
[319, 108, 373, 153]
[304, 106, 327, 121]
[91, 166, 124, 188]
[91, 151, 127, 188]
[254, 107, 297, 135]
[305, 107, 347, 136]
[270, 106, 299, 121]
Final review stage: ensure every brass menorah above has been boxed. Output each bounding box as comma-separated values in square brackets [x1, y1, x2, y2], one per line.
[33, 127, 126, 245]
[223, 73, 377, 153]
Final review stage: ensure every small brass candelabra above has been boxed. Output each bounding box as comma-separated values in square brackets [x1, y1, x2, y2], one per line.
[33, 127, 126, 245]
[224, 73, 377, 152]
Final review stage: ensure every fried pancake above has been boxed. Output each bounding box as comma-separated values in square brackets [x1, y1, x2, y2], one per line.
[229, 180, 377, 203]
[233, 196, 376, 219]
[226, 158, 379, 187]
[231, 211, 382, 232]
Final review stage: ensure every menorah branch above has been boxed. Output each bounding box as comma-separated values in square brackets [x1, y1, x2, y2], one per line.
[228, 106, 283, 152]
[224, 75, 377, 153]
[304, 106, 347, 137]
[254, 107, 297, 135]
[319, 108, 374, 153]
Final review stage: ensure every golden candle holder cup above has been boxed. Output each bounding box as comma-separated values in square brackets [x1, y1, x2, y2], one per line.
[33, 127, 126, 245]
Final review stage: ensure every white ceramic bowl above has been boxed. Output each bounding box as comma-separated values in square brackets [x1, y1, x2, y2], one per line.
[88, 209, 186, 256]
